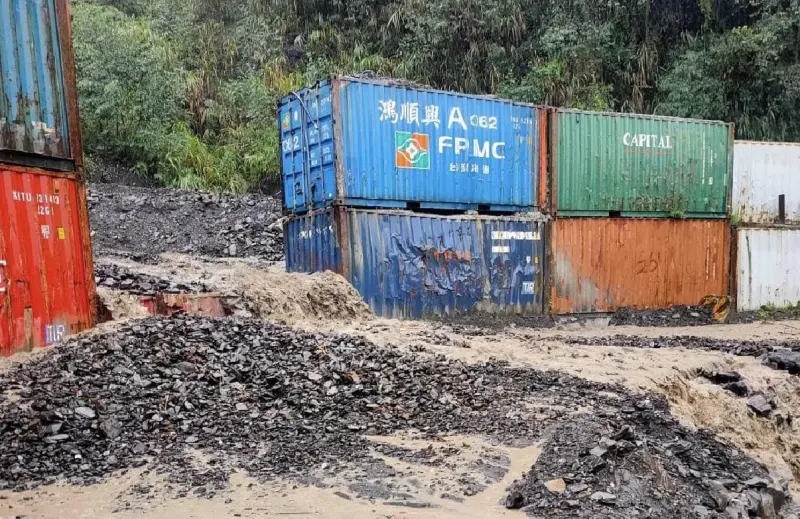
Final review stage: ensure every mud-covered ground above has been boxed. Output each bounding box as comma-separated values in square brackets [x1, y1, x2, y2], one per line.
[3, 184, 798, 518]
[88, 184, 283, 262]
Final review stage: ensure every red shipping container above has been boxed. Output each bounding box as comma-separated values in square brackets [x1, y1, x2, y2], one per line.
[0, 165, 95, 356]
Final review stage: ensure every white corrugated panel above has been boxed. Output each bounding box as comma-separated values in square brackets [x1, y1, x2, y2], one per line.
[737, 228, 800, 311]
[733, 141, 800, 224]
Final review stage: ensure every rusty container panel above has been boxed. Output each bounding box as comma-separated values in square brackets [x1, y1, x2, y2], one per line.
[0, 165, 95, 356]
[1, 0, 70, 160]
[732, 141, 800, 224]
[551, 110, 732, 218]
[1, 0, 83, 171]
[285, 207, 546, 319]
[551, 218, 730, 314]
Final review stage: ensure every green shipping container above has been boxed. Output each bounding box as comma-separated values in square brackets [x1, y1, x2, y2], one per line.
[550, 110, 733, 218]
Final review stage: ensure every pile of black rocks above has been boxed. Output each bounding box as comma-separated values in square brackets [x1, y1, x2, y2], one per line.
[504, 403, 792, 518]
[0, 316, 792, 517]
[609, 306, 717, 327]
[88, 184, 284, 261]
[0, 316, 574, 491]
[94, 263, 211, 295]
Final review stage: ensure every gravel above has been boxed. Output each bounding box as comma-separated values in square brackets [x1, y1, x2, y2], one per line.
[0, 315, 792, 517]
[505, 404, 790, 518]
[94, 263, 211, 295]
[609, 306, 717, 327]
[88, 184, 283, 261]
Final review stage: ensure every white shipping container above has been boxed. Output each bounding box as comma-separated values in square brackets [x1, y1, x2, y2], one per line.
[737, 228, 800, 311]
[733, 141, 800, 224]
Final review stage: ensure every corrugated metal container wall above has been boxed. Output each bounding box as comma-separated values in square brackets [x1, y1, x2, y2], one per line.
[1, 0, 77, 166]
[280, 77, 543, 214]
[285, 207, 546, 319]
[0, 165, 95, 356]
[732, 141, 800, 224]
[736, 228, 800, 311]
[551, 110, 733, 217]
[551, 218, 730, 314]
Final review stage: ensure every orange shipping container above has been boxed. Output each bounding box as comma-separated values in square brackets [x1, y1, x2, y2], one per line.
[0, 165, 95, 356]
[550, 218, 730, 314]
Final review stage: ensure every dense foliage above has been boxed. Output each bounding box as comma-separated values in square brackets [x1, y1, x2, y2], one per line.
[73, 0, 800, 192]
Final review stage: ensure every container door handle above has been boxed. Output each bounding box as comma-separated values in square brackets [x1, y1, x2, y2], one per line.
[0, 260, 6, 295]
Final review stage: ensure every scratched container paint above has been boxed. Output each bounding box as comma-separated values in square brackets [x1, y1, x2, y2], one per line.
[549, 110, 733, 218]
[0, 165, 95, 356]
[285, 207, 546, 319]
[550, 218, 730, 314]
[280, 77, 545, 214]
[1, 0, 84, 172]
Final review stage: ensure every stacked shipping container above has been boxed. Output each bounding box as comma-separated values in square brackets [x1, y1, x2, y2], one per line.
[547, 109, 734, 314]
[281, 81, 746, 319]
[281, 77, 547, 318]
[732, 141, 800, 312]
[0, 0, 95, 355]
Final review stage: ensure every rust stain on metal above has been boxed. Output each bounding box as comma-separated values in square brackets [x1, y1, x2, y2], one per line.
[431, 249, 472, 262]
[551, 218, 730, 314]
[56, 0, 85, 170]
[537, 110, 549, 211]
[1, 0, 85, 172]
[139, 293, 226, 318]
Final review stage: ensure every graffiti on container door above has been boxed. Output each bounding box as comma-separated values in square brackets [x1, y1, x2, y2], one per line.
[635, 252, 660, 274]
[12, 190, 61, 217]
[297, 225, 334, 239]
[378, 100, 524, 174]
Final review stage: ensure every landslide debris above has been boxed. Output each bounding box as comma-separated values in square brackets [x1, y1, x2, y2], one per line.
[94, 263, 211, 295]
[556, 335, 800, 376]
[610, 306, 717, 327]
[88, 184, 283, 261]
[0, 316, 792, 518]
[505, 409, 791, 518]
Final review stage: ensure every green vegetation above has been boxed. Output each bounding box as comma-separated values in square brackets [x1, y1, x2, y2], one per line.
[757, 301, 800, 321]
[73, 0, 800, 192]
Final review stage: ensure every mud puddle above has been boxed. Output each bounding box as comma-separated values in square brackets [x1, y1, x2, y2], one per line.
[0, 434, 541, 519]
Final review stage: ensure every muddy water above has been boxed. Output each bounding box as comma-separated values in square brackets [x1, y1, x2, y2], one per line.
[308, 317, 800, 493]
[1, 435, 541, 519]
[10, 253, 800, 513]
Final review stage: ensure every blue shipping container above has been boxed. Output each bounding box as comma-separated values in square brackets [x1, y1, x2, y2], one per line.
[280, 77, 542, 214]
[1, 0, 72, 161]
[285, 207, 546, 319]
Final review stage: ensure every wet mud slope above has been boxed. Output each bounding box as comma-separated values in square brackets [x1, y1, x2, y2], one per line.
[0, 315, 797, 518]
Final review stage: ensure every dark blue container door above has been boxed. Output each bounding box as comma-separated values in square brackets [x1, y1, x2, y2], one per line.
[283, 208, 341, 274]
[304, 82, 336, 208]
[280, 93, 307, 212]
